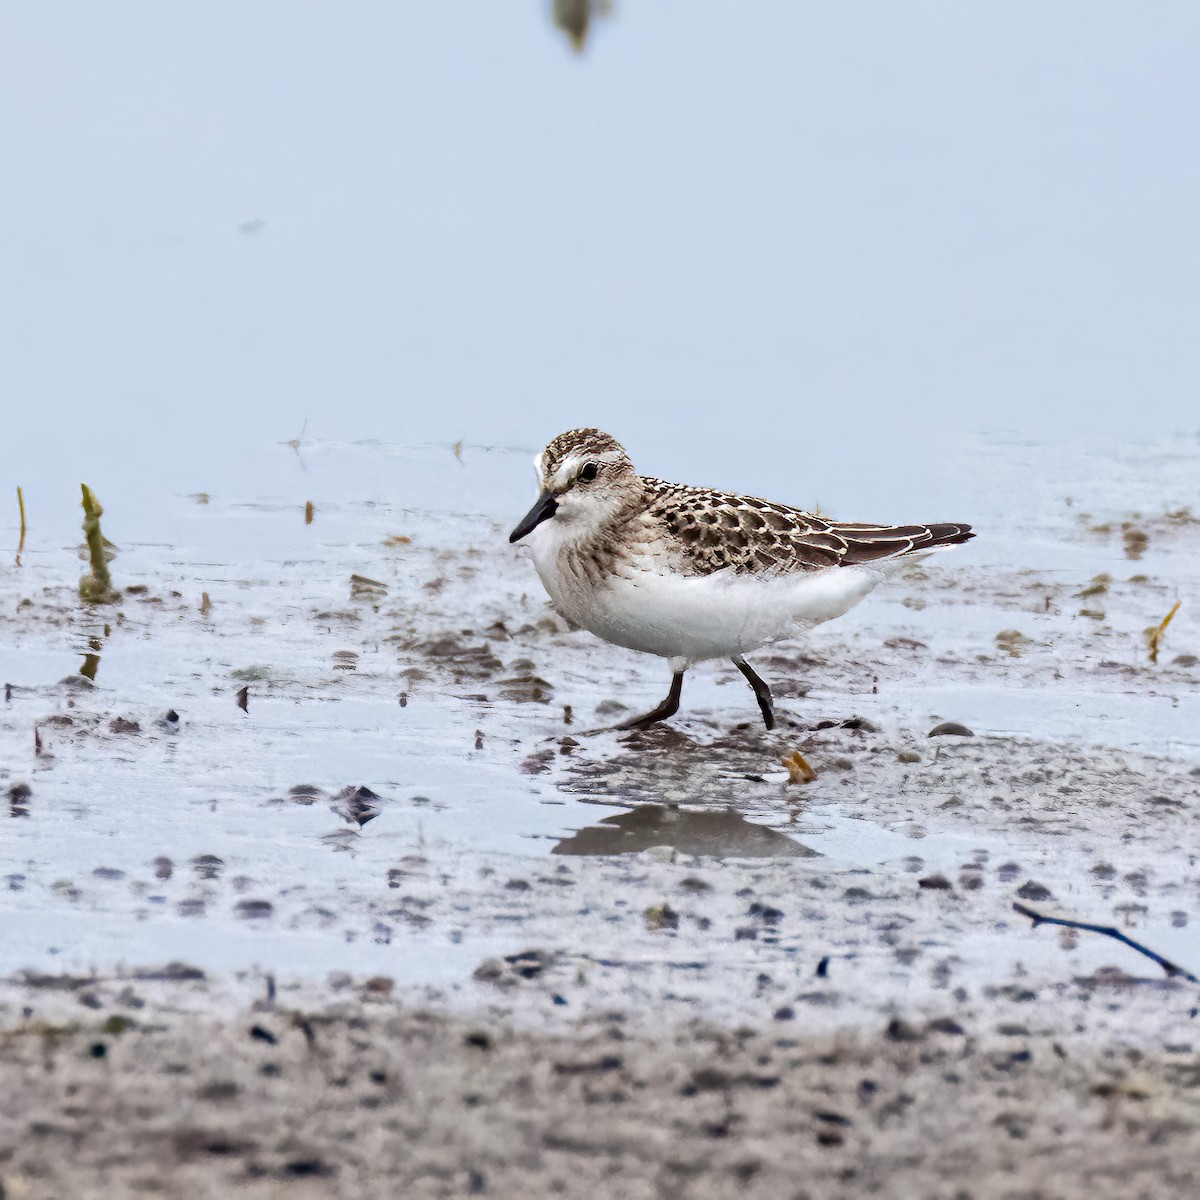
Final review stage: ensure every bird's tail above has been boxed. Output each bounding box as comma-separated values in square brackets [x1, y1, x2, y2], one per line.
[830, 522, 974, 565]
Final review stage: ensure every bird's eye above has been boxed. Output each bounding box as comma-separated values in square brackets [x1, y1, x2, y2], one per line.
[578, 462, 599, 483]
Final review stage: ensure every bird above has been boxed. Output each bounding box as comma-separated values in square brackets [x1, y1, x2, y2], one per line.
[509, 429, 973, 731]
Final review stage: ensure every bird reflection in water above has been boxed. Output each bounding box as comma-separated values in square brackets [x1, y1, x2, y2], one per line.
[552, 804, 818, 858]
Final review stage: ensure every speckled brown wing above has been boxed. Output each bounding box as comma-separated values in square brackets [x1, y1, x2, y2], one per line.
[642, 478, 973, 576]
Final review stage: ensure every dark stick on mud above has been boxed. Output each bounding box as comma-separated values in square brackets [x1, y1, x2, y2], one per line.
[1013, 901, 1198, 984]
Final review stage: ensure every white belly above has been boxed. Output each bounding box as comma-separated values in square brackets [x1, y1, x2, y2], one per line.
[527, 522, 884, 665]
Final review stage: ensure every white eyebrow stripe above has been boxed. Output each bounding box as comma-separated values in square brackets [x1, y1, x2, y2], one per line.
[564, 449, 624, 473]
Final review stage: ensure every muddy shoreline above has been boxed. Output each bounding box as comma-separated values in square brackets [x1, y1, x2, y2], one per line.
[2, 974, 1199, 1200]
[2, 437, 1198, 1196]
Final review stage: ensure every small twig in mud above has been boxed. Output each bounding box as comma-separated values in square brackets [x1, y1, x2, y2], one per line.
[1013, 902, 1198, 983]
[1145, 600, 1181, 665]
[79, 484, 119, 603]
[15, 486, 26, 566]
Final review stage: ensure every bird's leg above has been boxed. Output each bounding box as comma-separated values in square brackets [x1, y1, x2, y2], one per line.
[615, 668, 685, 731]
[732, 656, 775, 730]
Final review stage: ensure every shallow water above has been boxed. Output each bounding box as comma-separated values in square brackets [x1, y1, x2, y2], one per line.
[1, 432, 1197, 1028]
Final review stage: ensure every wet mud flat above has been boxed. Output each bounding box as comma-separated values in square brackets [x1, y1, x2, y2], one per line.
[1, 437, 1199, 1195]
[2, 973, 1200, 1200]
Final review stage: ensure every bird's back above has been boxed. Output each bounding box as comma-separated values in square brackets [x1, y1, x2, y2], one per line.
[638, 477, 973, 578]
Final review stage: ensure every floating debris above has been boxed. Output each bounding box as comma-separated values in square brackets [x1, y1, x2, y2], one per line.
[812, 715, 877, 733]
[192, 854, 224, 880]
[1074, 573, 1110, 599]
[496, 672, 554, 703]
[8, 782, 32, 818]
[350, 573, 388, 601]
[332, 784, 383, 827]
[519, 749, 555, 775]
[79, 484, 119, 603]
[644, 903, 679, 931]
[284, 783, 326, 806]
[1145, 600, 1181, 665]
[1121, 524, 1149, 559]
[994, 629, 1032, 657]
[782, 750, 817, 785]
[130, 961, 205, 983]
[505, 949, 552, 979]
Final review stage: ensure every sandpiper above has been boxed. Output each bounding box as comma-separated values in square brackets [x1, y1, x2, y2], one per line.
[510, 429, 973, 730]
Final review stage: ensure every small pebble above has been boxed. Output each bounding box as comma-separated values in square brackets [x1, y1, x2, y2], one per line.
[1015, 880, 1053, 901]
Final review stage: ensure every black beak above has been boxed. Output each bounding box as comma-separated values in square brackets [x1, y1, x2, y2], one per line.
[509, 490, 559, 543]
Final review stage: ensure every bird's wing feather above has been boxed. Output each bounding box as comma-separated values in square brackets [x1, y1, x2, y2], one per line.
[641, 479, 973, 576]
